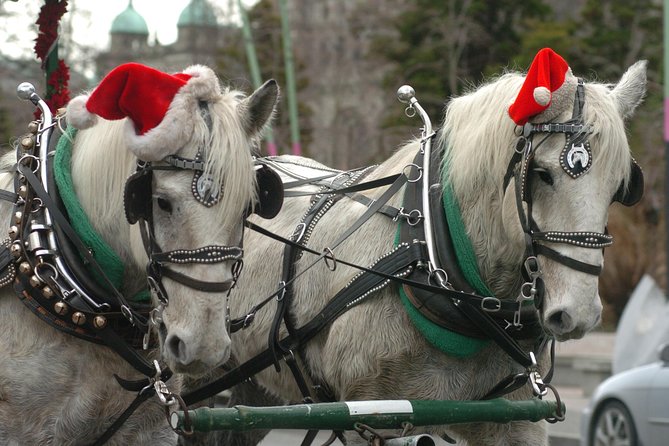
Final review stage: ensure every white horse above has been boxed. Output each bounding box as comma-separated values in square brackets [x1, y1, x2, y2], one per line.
[0, 65, 277, 445]
[208, 56, 647, 445]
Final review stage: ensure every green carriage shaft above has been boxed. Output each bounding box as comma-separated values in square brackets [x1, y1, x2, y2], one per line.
[171, 398, 564, 432]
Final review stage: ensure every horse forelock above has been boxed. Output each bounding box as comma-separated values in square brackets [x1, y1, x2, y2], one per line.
[199, 88, 257, 231]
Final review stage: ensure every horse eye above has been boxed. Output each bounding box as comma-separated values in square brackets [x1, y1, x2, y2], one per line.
[156, 197, 173, 213]
[534, 168, 554, 186]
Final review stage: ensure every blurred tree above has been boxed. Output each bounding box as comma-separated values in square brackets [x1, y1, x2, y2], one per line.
[0, 105, 12, 150]
[371, 0, 549, 126]
[218, 0, 312, 155]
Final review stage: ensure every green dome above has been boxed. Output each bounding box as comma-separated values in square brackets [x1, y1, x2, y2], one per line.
[178, 0, 218, 27]
[111, 1, 149, 35]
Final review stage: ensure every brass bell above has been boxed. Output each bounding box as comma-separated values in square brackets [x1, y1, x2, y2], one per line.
[20, 135, 35, 150]
[72, 312, 86, 325]
[28, 121, 39, 134]
[17, 185, 28, 199]
[42, 286, 54, 299]
[18, 262, 31, 274]
[54, 301, 68, 316]
[8, 225, 19, 240]
[14, 211, 23, 224]
[93, 315, 107, 329]
[29, 275, 41, 288]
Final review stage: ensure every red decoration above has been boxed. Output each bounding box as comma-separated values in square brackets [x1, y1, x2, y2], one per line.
[34, 0, 70, 116]
[508, 48, 574, 126]
[74, 63, 193, 135]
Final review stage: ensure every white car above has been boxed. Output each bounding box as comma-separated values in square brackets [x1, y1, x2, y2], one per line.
[580, 344, 669, 446]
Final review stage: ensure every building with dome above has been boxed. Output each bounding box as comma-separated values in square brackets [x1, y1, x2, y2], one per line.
[95, 0, 241, 81]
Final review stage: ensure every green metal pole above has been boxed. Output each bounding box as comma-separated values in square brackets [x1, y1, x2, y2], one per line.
[278, 0, 301, 155]
[237, 0, 277, 156]
[171, 398, 564, 432]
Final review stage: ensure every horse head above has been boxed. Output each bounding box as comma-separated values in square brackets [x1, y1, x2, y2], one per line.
[67, 64, 279, 375]
[444, 49, 646, 342]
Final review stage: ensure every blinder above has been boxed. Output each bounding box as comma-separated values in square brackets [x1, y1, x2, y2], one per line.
[613, 160, 644, 206]
[252, 164, 284, 219]
[124, 168, 153, 225]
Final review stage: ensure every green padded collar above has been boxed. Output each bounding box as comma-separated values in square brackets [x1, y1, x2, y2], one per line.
[53, 128, 149, 302]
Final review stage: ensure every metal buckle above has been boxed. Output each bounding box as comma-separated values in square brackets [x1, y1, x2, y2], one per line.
[481, 296, 501, 312]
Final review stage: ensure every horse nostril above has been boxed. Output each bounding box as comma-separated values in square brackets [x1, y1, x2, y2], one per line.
[546, 310, 574, 334]
[166, 334, 188, 363]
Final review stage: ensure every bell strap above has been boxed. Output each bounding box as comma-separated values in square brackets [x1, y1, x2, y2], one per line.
[18, 164, 145, 325]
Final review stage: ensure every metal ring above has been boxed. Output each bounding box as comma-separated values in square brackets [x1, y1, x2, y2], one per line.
[405, 106, 416, 118]
[427, 268, 448, 288]
[406, 209, 423, 226]
[17, 154, 40, 173]
[121, 304, 134, 325]
[34, 261, 58, 283]
[323, 247, 336, 271]
[150, 306, 164, 326]
[521, 281, 537, 300]
[403, 163, 423, 183]
[544, 383, 566, 423]
[29, 198, 43, 213]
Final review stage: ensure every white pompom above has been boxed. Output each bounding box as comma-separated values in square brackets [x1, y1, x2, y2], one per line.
[533, 86, 551, 106]
[65, 95, 97, 129]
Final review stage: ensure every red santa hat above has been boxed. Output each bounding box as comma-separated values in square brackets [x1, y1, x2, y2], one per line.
[66, 62, 221, 160]
[508, 48, 577, 126]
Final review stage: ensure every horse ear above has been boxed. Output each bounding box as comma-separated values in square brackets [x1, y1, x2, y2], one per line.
[243, 79, 279, 137]
[610, 60, 647, 120]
